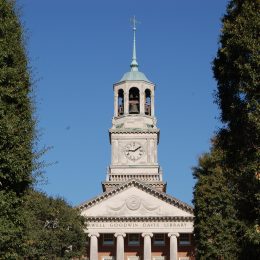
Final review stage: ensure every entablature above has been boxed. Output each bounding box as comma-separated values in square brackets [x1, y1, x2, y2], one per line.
[84, 216, 194, 234]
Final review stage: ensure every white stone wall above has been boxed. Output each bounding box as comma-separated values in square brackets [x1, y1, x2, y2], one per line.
[110, 133, 158, 166]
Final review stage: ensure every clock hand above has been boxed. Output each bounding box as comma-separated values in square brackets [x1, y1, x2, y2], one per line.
[133, 146, 141, 152]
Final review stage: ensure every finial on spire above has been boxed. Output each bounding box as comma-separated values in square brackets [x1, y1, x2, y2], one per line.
[130, 16, 140, 71]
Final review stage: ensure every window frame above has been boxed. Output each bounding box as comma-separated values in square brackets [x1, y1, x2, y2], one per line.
[153, 233, 165, 246]
[103, 233, 114, 246]
[128, 233, 140, 246]
[179, 233, 191, 246]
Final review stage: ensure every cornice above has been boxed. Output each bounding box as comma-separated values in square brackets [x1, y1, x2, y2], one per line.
[113, 80, 155, 88]
[102, 181, 166, 187]
[84, 216, 194, 221]
[109, 128, 160, 144]
[109, 128, 159, 134]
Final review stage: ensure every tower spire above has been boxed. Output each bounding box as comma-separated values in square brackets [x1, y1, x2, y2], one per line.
[130, 16, 139, 71]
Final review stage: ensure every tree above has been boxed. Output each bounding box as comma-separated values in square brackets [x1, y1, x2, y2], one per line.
[193, 144, 239, 259]
[213, 0, 260, 257]
[23, 190, 86, 259]
[0, 3, 87, 259]
[0, 0, 35, 257]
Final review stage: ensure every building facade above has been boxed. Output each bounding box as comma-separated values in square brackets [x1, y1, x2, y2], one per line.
[79, 19, 195, 260]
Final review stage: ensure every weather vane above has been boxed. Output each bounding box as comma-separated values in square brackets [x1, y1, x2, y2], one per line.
[130, 16, 140, 31]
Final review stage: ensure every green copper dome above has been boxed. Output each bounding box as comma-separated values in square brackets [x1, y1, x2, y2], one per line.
[120, 70, 151, 82]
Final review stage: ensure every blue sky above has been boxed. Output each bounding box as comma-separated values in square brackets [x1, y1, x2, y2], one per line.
[19, 0, 228, 206]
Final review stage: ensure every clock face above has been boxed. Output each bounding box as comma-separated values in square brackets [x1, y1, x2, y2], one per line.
[124, 142, 145, 161]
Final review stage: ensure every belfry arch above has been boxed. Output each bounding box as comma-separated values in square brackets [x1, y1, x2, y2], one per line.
[145, 89, 151, 116]
[129, 87, 140, 114]
[118, 89, 124, 115]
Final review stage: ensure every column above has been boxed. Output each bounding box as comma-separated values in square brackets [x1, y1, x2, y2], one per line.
[142, 233, 153, 260]
[140, 89, 145, 114]
[168, 233, 179, 260]
[115, 233, 126, 260]
[114, 91, 118, 117]
[88, 233, 99, 260]
[124, 91, 129, 114]
[151, 93, 155, 116]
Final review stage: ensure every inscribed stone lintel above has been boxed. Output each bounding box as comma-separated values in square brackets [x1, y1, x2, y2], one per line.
[85, 220, 193, 233]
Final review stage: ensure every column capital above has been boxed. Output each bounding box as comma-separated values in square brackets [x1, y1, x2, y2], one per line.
[88, 232, 100, 238]
[142, 232, 153, 238]
[114, 233, 126, 238]
[168, 232, 179, 238]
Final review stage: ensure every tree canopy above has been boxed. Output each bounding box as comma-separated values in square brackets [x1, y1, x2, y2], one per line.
[23, 190, 86, 259]
[193, 144, 239, 259]
[0, 0, 34, 257]
[193, 0, 260, 258]
[213, 0, 260, 257]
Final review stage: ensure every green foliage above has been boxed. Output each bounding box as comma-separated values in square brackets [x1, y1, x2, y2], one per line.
[0, 0, 34, 193]
[23, 189, 86, 259]
[0, 191, 26, 259]
[0, 2, 87, 259]
[193, 145, 239, 259]
[0, 0, 35, 257]
[213, 0, 260, 257]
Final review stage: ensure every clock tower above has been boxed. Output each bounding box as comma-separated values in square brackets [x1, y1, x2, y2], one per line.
[103, 18, 166, 192]
[80, 18, 195, 260]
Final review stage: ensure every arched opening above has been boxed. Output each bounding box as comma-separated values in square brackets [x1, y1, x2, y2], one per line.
[129, 87, 140, 114]
[118, 89, 124, 116]
[145, 89, 151, 115]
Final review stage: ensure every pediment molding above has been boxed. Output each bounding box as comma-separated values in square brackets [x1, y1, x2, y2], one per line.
[78, 179, 193, 214]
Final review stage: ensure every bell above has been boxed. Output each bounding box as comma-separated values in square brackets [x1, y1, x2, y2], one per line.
[129, 103, 139, 114]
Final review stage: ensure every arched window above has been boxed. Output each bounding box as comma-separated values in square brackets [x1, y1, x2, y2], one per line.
[129, 87, 140, 114]
[118, 89, 124, 116]
[145, 89, 151, 115]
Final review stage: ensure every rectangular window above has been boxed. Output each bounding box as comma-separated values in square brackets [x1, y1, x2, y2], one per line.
[103, 234, 114, 246]
[179, 234, 191, 246]
[153, 234, 165, 246]
[128, 233, 140, 246]
[128, 257, 139, 260]
[102, 257, 114, 260]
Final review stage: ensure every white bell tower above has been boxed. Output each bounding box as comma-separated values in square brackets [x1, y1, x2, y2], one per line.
[103, 17, 166, 192]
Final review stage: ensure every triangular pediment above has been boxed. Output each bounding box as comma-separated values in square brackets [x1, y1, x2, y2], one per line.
[79, 180, 193, 219]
